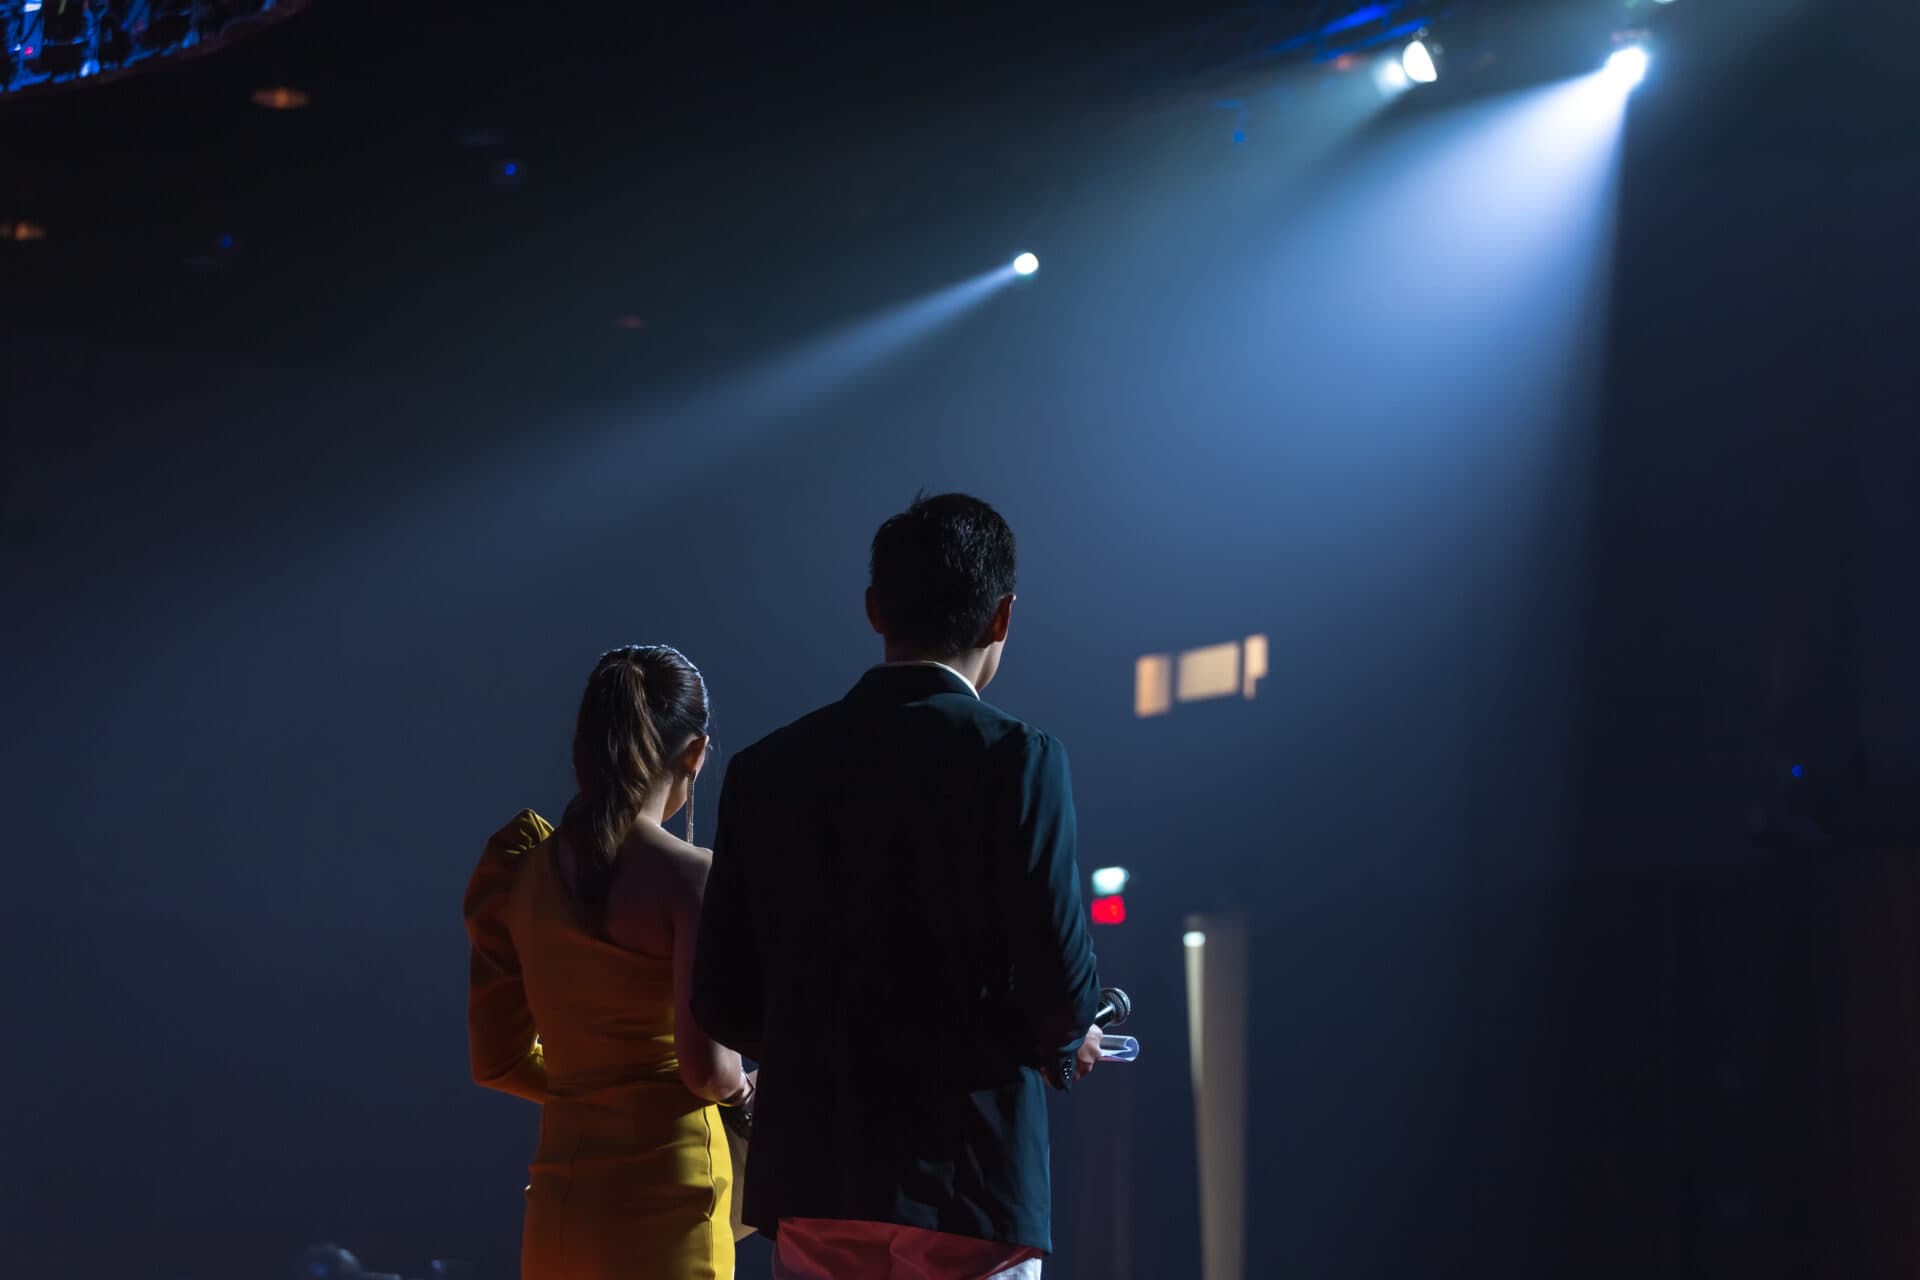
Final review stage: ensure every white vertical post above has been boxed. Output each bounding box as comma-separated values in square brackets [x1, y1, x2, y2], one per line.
[1185, 914, 1247, 1280]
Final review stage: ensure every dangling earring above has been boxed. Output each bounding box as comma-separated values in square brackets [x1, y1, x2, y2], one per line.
[684, 774, 697, 847]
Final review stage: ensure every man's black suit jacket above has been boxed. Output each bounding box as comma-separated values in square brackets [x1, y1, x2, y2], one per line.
[692, 664, 1102, 1252]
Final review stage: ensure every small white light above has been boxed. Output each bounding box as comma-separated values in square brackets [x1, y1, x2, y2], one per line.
[1402, 39, 1438, 85]
[1012, 252, 1039, 277]
[1183, 930, 1207, 949]
[1091, 866, 1130, 897]
[1373, 56, 1411, 96]
[1604, 45, 1650, 89]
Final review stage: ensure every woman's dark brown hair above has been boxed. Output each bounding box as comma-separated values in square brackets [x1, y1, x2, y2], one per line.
[559, 645, 710, 917]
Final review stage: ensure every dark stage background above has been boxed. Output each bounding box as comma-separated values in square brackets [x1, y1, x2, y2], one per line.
[3, 1, 1918, 1277]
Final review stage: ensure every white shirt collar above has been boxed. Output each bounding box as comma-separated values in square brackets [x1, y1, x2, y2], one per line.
[880, 660, 980, 699]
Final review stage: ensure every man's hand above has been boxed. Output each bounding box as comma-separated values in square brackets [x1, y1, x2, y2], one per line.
[1073, 1024, 1103, 1083]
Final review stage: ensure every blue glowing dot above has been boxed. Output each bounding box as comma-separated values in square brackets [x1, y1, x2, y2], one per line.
[217, 233, 234, 249]
[502, 162, 518, 177]
[1791, 764, 1804, 779]
[1232, 129, 1246, 144]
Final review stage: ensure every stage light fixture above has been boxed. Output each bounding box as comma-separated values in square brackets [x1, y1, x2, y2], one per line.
[3, 0, 301, 97]
[28, 43, 87, 78]
[1183, 930, 1207, 949]
[141, 0, 195, 50]
[1604, 44, 1649, 89]
[96, 12, 132, 68]
[1011, 251, 1039, 276]
[29, 0, 90, 78]
[41, 0, 85, 42]
[1091, 866, 1130, 896]
[1402, 38, 1438, 85]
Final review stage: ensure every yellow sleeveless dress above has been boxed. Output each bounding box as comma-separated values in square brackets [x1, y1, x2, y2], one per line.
[466, 810, 734, 1280]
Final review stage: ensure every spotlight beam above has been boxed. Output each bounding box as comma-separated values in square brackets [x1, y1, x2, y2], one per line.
[397, 264, 1019, 572]
[126, 263, 1026, 687]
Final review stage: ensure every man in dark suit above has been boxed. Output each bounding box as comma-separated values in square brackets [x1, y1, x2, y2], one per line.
[693, 492, 1104, 1279]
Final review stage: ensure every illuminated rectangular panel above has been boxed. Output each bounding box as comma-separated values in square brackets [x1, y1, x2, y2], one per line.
[1090, 895, 1127, 925]
[1242, 634, 1268, 699]
[1135, 654, 1173, 718]
[1177, 642, 1241, 704]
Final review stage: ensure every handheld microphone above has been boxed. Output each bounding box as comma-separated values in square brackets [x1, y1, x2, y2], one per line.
[1059, 987, 1138, 1085]
[1093, 988, 1139, 1061]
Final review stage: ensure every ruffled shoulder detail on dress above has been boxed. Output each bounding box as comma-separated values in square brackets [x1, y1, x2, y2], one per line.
[464, 808, 556, 923]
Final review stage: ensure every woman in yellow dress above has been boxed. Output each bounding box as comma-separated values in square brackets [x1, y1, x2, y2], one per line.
[465, 645, 752, 1279]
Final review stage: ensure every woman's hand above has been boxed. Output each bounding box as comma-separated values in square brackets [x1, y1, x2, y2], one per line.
[724, 1069, 758, 1109]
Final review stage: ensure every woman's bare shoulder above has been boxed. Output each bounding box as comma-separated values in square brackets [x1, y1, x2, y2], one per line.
[620, 827, 713, 901]
[660, 838, 715, 900]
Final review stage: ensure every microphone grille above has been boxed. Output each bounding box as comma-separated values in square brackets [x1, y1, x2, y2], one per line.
[1101, 986, 1132, 1026]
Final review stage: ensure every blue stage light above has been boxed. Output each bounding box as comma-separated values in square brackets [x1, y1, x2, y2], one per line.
[1012, 252, 1039, 276]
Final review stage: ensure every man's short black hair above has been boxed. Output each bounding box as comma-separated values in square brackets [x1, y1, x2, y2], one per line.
[869, 492, 1017, 657]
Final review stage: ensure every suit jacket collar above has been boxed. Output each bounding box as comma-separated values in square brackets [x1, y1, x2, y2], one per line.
[850, 663, 980, 705]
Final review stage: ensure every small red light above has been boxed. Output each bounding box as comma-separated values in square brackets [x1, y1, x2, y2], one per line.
[1090, 895, 1126, 926]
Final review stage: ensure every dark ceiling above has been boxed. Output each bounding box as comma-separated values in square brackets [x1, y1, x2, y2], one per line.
[0, 0, 1269, 383]
[4, 0, 1912, 391]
